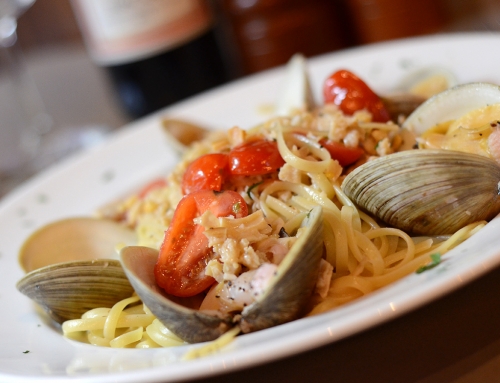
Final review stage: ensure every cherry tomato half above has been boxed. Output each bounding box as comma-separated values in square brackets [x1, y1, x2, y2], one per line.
[319, 139, 364, 167]
[155, 190, 248, 297]
[323, 69, 390, 123]
[181, 153, 228, 195]
[228, 139, 285, 176]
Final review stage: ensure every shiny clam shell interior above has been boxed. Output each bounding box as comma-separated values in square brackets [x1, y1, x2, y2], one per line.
[120, 206, 324, 343]
[402, 82, 500, 136]
[16, 259, 134, 324]
[19, 217, 137, 273]
[341, 149, 500, 235]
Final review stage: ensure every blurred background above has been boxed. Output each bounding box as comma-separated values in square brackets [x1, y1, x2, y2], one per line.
[1, 0, 500, 197]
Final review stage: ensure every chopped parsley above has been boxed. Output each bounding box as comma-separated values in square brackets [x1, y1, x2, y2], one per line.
[416, 253, 442, 274]
[247, 182, 263, 200]
[23, 350, 30, 354]
[232, 202, 241, 215]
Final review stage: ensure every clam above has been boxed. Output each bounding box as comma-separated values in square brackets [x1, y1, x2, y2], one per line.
[162, 118, 210, 152]
[381, 67, 457, 122]
[16, 217, 137, 323]
[341, 149, 500, 235]
[275, 53, 315, 115]
[396, 66, 458, 99]
[342, 82, 500, 236]
[120, 206, 324, 343]
[17, 259, 134, 324]
[380, 93, 427, 123]
[402, 82, 500, 136]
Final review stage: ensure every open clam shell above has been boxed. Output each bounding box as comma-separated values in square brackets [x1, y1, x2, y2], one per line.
[16, 259, 134, 324]
[380, 67, 457, 122]
[16, 217, 137, 323]
[161, 118, 210, 152]
[120, 206, 324, 343]
[19, 217, 137, 273]
[238, 207, 324, 333]
[341, 150, 500, 235]
[120, 246, 232, 344]
[402, 82, 500, 136]
[396, 66, 457, 99]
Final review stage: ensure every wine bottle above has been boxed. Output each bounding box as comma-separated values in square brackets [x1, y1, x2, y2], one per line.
[70, 0, 228, 118]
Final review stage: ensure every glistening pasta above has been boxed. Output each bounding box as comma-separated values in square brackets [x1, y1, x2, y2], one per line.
[64, 97, 487, 349]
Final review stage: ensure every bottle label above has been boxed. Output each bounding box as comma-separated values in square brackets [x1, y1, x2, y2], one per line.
[71, 0, 212, 65]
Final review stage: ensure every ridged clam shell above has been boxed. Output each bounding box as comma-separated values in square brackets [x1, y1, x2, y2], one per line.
[120, 206, 324, 343]
[341, 150, 500, 235]
[16, 259, 134, 324]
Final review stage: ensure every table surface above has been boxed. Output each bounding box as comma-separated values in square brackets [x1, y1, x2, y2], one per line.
[3, 43, 500, 383]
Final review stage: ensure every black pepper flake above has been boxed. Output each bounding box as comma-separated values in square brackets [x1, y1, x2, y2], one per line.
[279, 227, 289, 238]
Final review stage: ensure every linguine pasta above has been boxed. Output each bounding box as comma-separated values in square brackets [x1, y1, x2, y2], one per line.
[65, 104, 484, 349]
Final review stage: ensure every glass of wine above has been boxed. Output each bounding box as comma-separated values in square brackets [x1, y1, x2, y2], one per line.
[0, 0, 53, 195]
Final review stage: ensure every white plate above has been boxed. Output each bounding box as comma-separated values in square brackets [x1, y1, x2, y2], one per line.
[1, 32, 500, 383]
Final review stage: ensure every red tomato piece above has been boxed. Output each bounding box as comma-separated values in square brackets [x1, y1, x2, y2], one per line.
[137, 178, 167, 199]
[155, 190, 248, 297]
[323, 69, 390, 123]
[319, 139, 364, 167]
[181, 153, 229, 195]
[228, 139, 285, 176]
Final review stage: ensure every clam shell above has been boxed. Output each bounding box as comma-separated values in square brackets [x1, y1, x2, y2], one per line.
[276, 53, 315, 115]
[403, 82, 500, 136]
[341, 150, 500, 235]
[120, 246, 233, 344]
[19, 217, 137, 273]
[120, 206, 324, 343]
[238, 206, 324, 333]
[16, 259, 134, 324]
[162, 118, 209, 152]
[396, 66, 457, 98]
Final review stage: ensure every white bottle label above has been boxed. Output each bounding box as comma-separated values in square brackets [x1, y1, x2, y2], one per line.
[71, 0, 212, 65]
